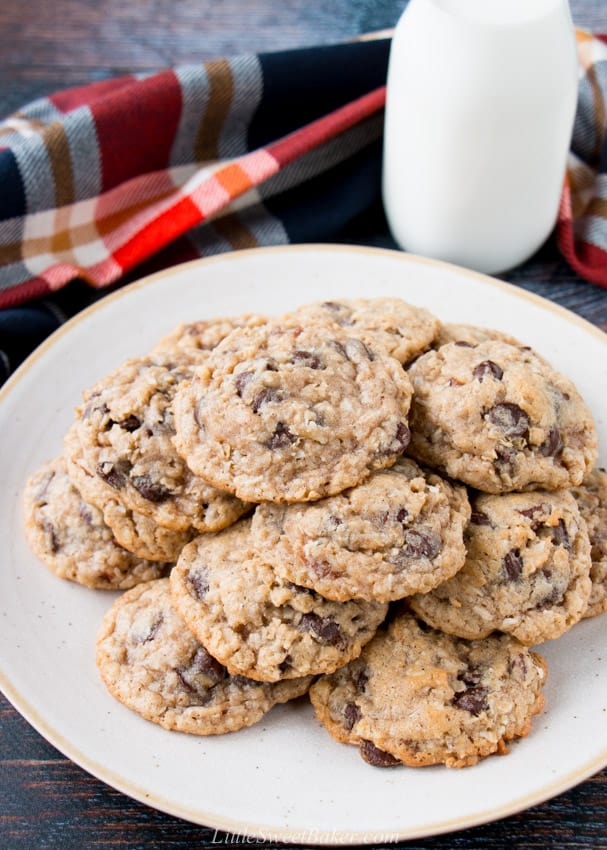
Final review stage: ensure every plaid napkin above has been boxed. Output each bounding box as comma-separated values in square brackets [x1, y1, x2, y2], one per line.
[1, 32, 606, 384]
[559, 31, 607, 286]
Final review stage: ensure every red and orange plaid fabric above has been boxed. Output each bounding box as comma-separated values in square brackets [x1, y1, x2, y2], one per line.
[0, 41, 389, 309]
[558, 31, 607, 286]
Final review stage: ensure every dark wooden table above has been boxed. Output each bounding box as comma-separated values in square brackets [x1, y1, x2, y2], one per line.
[2, 1, 607, 848]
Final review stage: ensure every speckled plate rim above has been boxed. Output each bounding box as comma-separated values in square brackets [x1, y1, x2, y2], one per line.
[1, 243, 606, 845]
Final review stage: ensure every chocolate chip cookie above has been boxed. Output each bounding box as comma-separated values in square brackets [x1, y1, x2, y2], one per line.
[309, 610, 547, 768]
[409, 490, 592, 644]
[251, 457, 470, 602]
[407, 340, 598, 492]
[571, 467, 607, 618]
[153, 313, 268, 358]
[173, 323, 413, 503]
[287, 297, 440, 365]
[169, 520, 388, 682]
[96, 578, 312, 735]
[24, 457, 169, 589]
[66, 446, 194, 562]
[433, 323, 521, 349]
[64, 353, 250, 531]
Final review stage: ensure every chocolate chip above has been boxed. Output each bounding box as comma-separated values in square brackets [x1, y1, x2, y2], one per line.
[487, 403, 530, 439]
[328, 337, 373, 362]
[359, 740, 401, 767]
[328, 340, 348, 359]
[473, 360, 503, 382]
[309, 560, 333, 578]
[187, 568, 209, 599]
[299, 612, 346, 648]
[78, 505, 95, 525]
[312, 407, 325, 427]
[394, 422, 411, 452]
[41, 519, 59, 553]
[403, 529, 441, 559]
[252, 388, 281, 413]
[540, 426, 563, 457]
[114, 415, 141, 432]
[150, 407, 174, 435]
[389, 530, 442, 572]
[139, 615, 163, 644]
[345, 338, 374, 361]
[396, 508, 409, 523]
[97, 460, 131, 490]
[353, 667, 369, 692]
[234, 370, 254, 397]
[194, 400, 205, 429]
[35, 471, 54, 503]
[377, 423, 411, 460]
[291, 350, 323, 369]
[131, 475, 171, 503]
[517, 504, 548, 521]
[507, 653, 528, 677]
[552, 518, 571, 549]
[279, 655, 292, 673]
[191, 647, 226, 682]
[175, 669, 197, 694]
[268, 422, 297, 450]
[454, 340, 475, 348]
[83, 399, 108, 420]
[343, 702, 362, 731]
[452, 686, 488, 715]
[322, 301, 348, 318]
[534, 585, 563, 610]
[470, 510, 491, 526]
[503, 549, 523, 581]
[327, 515, 343, 529]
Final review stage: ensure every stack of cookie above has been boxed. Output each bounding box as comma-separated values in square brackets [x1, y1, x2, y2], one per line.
[23, 297, 606, 768]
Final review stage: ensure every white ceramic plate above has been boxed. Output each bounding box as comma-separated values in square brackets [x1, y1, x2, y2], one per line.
[1, 245, 606, 844]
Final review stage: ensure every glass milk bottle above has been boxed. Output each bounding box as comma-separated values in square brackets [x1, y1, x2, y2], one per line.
[382, 0, 579, 275]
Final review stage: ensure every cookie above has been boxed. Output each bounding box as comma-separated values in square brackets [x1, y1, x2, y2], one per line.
[409, 490, 592, 644]
[309, 610, 547, 768]
[287, 298, 440, 365]
[407, 340, 598, 492]
[571, 467, 607, 618]
[251, 457, 471, 602]
[169, 520, 388, 682]
[173, 323, 413, 503]
[64, 353, 250, 532]
[433, 322, 521, 349]
[23, 458, 169, 589]
[153, 313, 268, 358]
[96, 579, 312, 735]
[66, 448, 194, 562]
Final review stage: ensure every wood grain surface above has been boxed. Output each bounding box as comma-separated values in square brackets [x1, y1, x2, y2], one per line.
[1, 1, 607, 848]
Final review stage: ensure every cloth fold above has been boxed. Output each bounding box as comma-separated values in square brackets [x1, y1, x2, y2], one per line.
[0, 32, 607, 384]
[0, 40, 390, 309]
